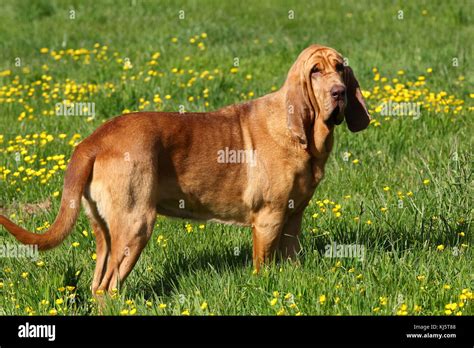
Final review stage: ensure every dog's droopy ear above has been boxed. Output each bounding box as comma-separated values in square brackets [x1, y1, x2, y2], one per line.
[285, 71, 315, 148]
[343, 66, 371, 132]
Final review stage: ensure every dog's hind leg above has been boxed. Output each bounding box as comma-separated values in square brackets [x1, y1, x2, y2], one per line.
[82, 197, 111, 295]
[96, 209, 156, 292]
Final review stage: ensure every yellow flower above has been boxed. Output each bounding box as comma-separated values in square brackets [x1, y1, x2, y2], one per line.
[380, 207, 388, 213]
[270, 298, 278, 306]
[407, 191, 414, 197]
[276, 308, 285, 316]
[458, 232, 465, 237]
[352, 159, 359, 164]
[181, 309, 190, 316]
[379, 297, 388, 306]
[72, 242, 80, 247]
[416, 275, 425, 281]
[373, 307, 380, 312]
[426, 68, 433, 73]
[414, 305, 422, 312]
[445, 302, 457, 311]
[171, 37, 178, 43]
[366, 220, 372, 225]
[21, 272, 28, 279]
[159, 303, 167, 309]
[423, 179, 430, 185]
[129, 308, 137, 315]
[246, 74, 252, 80]
[199, 224, 205, 229]
[443, 284, 451, 290]
[200, 302, 208, 310]
[319, 295, 326, 304]
[444, 309, 452, 315]
[49, 309, 58, 316]
[55, 298, 64, 305]
[165, 94, 171, 100]
[383, 186, 390, 191]
[40, 48, 49, 54]
[436, 244, 445, 251]
[120, 309, 129, 316]
[273, 291, 280, 298]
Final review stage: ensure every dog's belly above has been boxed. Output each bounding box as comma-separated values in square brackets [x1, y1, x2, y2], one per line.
[155, 198, 251, 226]
[155, 176, 252, 226]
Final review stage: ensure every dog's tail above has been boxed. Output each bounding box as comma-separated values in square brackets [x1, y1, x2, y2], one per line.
[0, 142, 96, 250]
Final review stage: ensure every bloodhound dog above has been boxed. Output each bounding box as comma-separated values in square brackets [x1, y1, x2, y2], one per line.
[0, 44, 370, 293]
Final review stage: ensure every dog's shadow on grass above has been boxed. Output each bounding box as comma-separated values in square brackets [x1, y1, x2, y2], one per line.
[135, 244, 254, 299]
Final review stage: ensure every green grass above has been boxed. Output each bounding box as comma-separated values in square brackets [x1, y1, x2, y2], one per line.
[0, 0, 472, 316]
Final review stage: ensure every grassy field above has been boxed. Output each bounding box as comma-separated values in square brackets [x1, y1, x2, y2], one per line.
[0, 0, 472, 316]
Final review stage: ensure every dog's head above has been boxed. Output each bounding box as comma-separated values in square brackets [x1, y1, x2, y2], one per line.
[284, 45, 370, 149]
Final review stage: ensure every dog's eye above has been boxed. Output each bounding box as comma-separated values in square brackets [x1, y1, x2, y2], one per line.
[311, 66, 320, 74]
[336, 63, 344, 72]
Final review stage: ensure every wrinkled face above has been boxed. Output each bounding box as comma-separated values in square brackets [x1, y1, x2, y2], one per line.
[308, 48, 346, 125]
[285, 45, 370, 150]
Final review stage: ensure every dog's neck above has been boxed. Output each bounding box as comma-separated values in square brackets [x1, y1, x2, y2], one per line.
[241, 91, 335, 184]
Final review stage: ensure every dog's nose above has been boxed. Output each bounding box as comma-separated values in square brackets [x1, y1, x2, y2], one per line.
[330, 85, 346, 100]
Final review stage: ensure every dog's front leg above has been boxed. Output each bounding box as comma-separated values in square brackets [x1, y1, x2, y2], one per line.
[278, 210, 304, 260]
[251, 209, 285, 272]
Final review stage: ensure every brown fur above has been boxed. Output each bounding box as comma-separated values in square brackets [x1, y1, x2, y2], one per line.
[0, 45, 370, 293]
